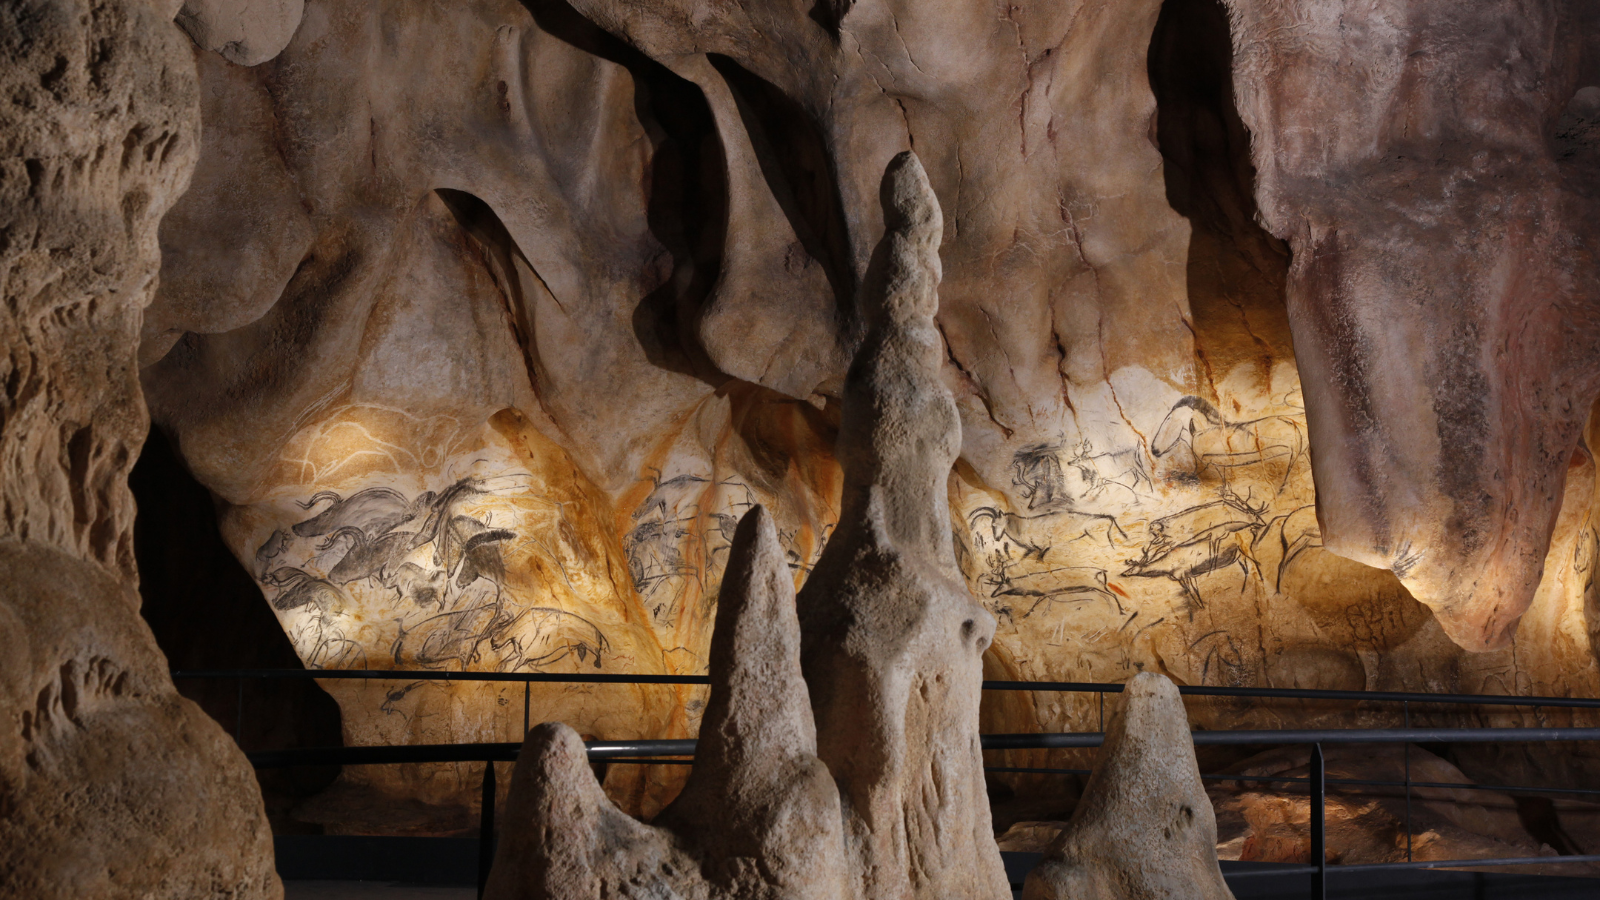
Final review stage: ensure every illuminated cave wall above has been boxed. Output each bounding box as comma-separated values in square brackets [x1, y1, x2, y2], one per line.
[136, 0, 1600, 825]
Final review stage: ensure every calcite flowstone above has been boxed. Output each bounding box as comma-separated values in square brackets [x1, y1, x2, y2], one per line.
[1024, 673, 1233, 900]
[0, 0, 278, 895]
[1222, 0, 1600, 650]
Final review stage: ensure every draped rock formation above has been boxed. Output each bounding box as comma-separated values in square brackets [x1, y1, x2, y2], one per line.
[1222, 0, 1600, 651]
[0, 0, 277, 896]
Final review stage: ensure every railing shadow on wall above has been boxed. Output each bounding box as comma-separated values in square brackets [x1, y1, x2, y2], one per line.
[172, 669, 1600, 898]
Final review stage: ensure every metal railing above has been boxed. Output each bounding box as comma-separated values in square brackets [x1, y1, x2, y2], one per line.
[173, 668, 1600, 898]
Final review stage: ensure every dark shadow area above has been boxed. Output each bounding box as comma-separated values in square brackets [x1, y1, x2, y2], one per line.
[133, 426, 343, 833]
[1148, 0, 1292, 390]
[709, 53, 858, 321]
[520, 0, 731, 388]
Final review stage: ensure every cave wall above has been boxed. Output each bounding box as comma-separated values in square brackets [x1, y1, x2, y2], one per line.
[133, 0, 1600, 823]
[0, 0, 278, 895]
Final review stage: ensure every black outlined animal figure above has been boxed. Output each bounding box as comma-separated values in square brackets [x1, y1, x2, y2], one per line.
[1150, 396, 1307, 489]
[968, 505, 1128, 559]
[632, 469, 712, 523]
[979, 559, 1122, 617]
[261, 566, 349, 613]
[267, 475, 613, 673]
[623, 517, 698, 596]
[1063, 438, 1154, 503]
[255, 529, 290, 573]
[1251, 503, 1322, 592]
[1122, 493, 1268, 614]
[317, 526, 415, 586]
[292, 477, 517, 598]
[294, 486, 433, 540]
[1011, 444, 1067, 510]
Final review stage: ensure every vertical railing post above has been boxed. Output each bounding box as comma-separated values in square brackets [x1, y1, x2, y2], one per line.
[478, 759, 497, 900]
[1403, 700, 1413, 862]
[1311, 742, 1326, 900]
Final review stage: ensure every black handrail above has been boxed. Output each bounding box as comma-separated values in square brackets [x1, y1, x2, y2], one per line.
[245, 727, 1600, 770]
[173, 668, 1600, 709]
[182, 667, 1600, 894]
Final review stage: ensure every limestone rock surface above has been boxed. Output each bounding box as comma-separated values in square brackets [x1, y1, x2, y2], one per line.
[0, 0, 279, 895]
[133, 0, 1600, 835]
[1023, 672, 1233, 900]
[176, 0, 304, 66]
[1223, 0, 1600, 650]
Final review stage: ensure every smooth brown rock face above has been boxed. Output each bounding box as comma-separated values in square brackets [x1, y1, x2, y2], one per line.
[1223, 0, 1600, 651]
[1024, 673, 1233, 900]
[0, 0, 278, 895]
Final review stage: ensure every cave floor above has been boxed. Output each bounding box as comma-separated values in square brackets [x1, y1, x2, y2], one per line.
[283, 883, 474, 900]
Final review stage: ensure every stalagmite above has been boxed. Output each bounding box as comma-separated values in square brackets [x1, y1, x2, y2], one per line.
[485, 505, 844, 900]
[488, 151, 1007, 900]
[1023, 673, 1234, 900]
[795, 150, 1010, 900]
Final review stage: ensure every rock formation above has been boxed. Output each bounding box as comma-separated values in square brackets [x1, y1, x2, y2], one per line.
[0, 0, 278, 896]
[1222, 0, 1600, 651]
[105, 0, 1600, 846]
[1023, 672, 1234, 900]
[795, 151, 1009, 900]
[484, 506, 845, 900]
[488, 151, 1005, 900]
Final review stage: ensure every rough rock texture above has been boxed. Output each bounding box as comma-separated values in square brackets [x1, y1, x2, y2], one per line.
[176, 0, 304, 66]
[1208, 744, 1595, 871]
[1023, 672, 1233, 900]
[134, 0, 1600, 837]
[485, 506, 845, 899]
[1223, 0, 1600, 651]
[795, 151, 1008, 900]
[0, 0, 278, 896]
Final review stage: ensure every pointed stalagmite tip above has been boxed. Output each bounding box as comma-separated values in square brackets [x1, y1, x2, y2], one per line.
[880, 149, 940, 237]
